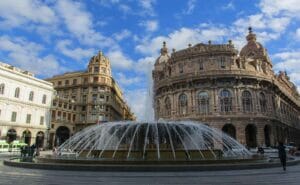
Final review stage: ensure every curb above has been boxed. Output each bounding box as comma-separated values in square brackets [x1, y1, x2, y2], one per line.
[3, 158, 300, 172]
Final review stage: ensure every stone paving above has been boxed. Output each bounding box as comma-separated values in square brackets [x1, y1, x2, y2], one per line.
[1, 156, 300, 185]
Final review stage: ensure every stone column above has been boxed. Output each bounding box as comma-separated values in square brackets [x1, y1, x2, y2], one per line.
[236, 123, 246, 145]
[256, 123, 265, 147]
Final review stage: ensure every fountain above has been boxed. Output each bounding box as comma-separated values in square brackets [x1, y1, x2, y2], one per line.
[56, 121, 250, 161]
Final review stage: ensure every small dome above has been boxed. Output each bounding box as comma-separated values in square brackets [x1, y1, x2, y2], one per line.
[240, 27, 265, 58]
[155, 42, 170, 65]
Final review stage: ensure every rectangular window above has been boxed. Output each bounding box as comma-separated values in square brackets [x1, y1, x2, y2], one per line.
[199, 62, 203, 70]
[40, 116, 44, 125]
[65, 80, 69, 85]
[26, 114, 31, 124]
[11, 112, 17, 122]
[101, 67, 106, 74]
[220, 57, 226, 69]
[82, 95, 87, 102]
[58, 81, 62, 86]
[179, 64, 183, 73]
[94, 67, 99, 73]
[92, 94, 97, 101]
[42, 95, 47, 104]
[93, 77, 99, 82]
[72, 114, 76, 122]
[72, 79, 77, 85]
[83, 78, 88, 84]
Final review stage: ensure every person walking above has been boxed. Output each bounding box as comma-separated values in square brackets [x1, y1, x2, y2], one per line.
[278, 142, 287, 171]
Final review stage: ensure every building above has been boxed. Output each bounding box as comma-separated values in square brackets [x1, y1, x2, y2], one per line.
[0, 62, 54, 148]
[46, 51, 135, 147]
[152, 28, 300, 147]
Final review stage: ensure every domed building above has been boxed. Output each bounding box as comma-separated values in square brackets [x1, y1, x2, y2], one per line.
[152, 28, 300, 147]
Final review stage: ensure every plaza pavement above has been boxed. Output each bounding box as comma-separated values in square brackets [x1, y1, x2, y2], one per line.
[1, 154, 300, 185]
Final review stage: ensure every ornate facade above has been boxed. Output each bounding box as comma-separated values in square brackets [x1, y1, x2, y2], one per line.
[46, 51, 135, 147]
[153, 28, 300, 147]
[0, 62, 54, 148]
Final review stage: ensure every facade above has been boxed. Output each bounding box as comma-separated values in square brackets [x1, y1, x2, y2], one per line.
[0, 62, 54, 148]
[46, 51, 135, 147]
[153, 28, 300, 147]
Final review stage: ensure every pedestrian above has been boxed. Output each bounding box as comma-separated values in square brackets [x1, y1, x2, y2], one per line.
[278, 142, 287, 171]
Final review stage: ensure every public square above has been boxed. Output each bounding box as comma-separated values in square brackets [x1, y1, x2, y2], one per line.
[0, 155, 300, 185]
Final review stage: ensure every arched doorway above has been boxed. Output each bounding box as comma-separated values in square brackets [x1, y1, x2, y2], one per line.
[245, 124, 257, 148]
[55, 126, 70, 146]
[22, 130, 31, 145]
[7, 129, 17, 143]
[264, 125, 272, 147]
[222, 124, 236, 139]
[36, 131, 44, 148]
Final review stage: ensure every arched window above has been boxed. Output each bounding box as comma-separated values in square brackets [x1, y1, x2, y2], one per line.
[179, 94, 188, 115]
[29, 91, 34, 101]
[242, 90, 252, 112]
[0, 83, 5, 95]
[165, 97, 171, 116]
[42, 94, 47, 104]
[198, 92, 209, 114]
[259, 92, 267, 113]
[220, 90, 232, 112]
[14, 87, 20, 98]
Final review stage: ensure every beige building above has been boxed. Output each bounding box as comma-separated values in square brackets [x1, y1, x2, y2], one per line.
[0, 62, 54, 148]
[46, 51, 135, 147]
[153, 28, 300, 147]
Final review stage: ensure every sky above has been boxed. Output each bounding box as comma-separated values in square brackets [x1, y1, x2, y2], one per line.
[0, 0, 300, 120]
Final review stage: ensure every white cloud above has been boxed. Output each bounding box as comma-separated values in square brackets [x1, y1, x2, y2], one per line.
[0, 0, 56, 28]
[139, 0, 156, 16]
[124, 89, 153, 121]
[136, 26, 228, 55]
[295, 28, 300, 40]
[113, 29, 132, 41]
[116, 73, 141, 86]
[106, 50, 133, 70]
[56, 40, 95, 61]
[139, 20, 159, 32]
[56, 0, 116, 47]
[222, 1, 235, 10]
[259, 0, 300, 18]
[183, 0, 196, 14]
[0, 35, 66, 77]
[273, 51, 300, 90]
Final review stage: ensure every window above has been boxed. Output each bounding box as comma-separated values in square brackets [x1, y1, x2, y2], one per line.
[220, 57, 226, 69]
[58, 81, 62, 86]
[26, 114, 31, 124]
[199, 62, 204, 70]
[165, 97, 171, 116]
[220, 90, 232, 112]
[93, 77, 99, 82]
[242, 91, 252, 112]
[29, 91, 34, 101]
[14, 87, 20, 98]
[94, 66, 99, 73]
[11, 112, 17, 122]
[179, 63, 184, 73]
[179, 94, 188, 115]
[99, 94, 105, 101]
[101, 77, 106, 83]
[198, 92, 209, 114]
[101, 67, 106, 74]
[82, 95, 87, 102]
[42, 94, 47, 104]
[40, 116, 44, 125]
[72, 79, 77, 85]
[83, 78, 88, 84]
[65, 80, 69, 85]
[92, 94, 97, 101]
[82, 106, 86, 111]
[0, 83, 5, 94]
[259, 92, 267, 113]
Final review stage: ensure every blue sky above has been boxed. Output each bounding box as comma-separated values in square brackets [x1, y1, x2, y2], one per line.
[0, 0, 300, 120]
